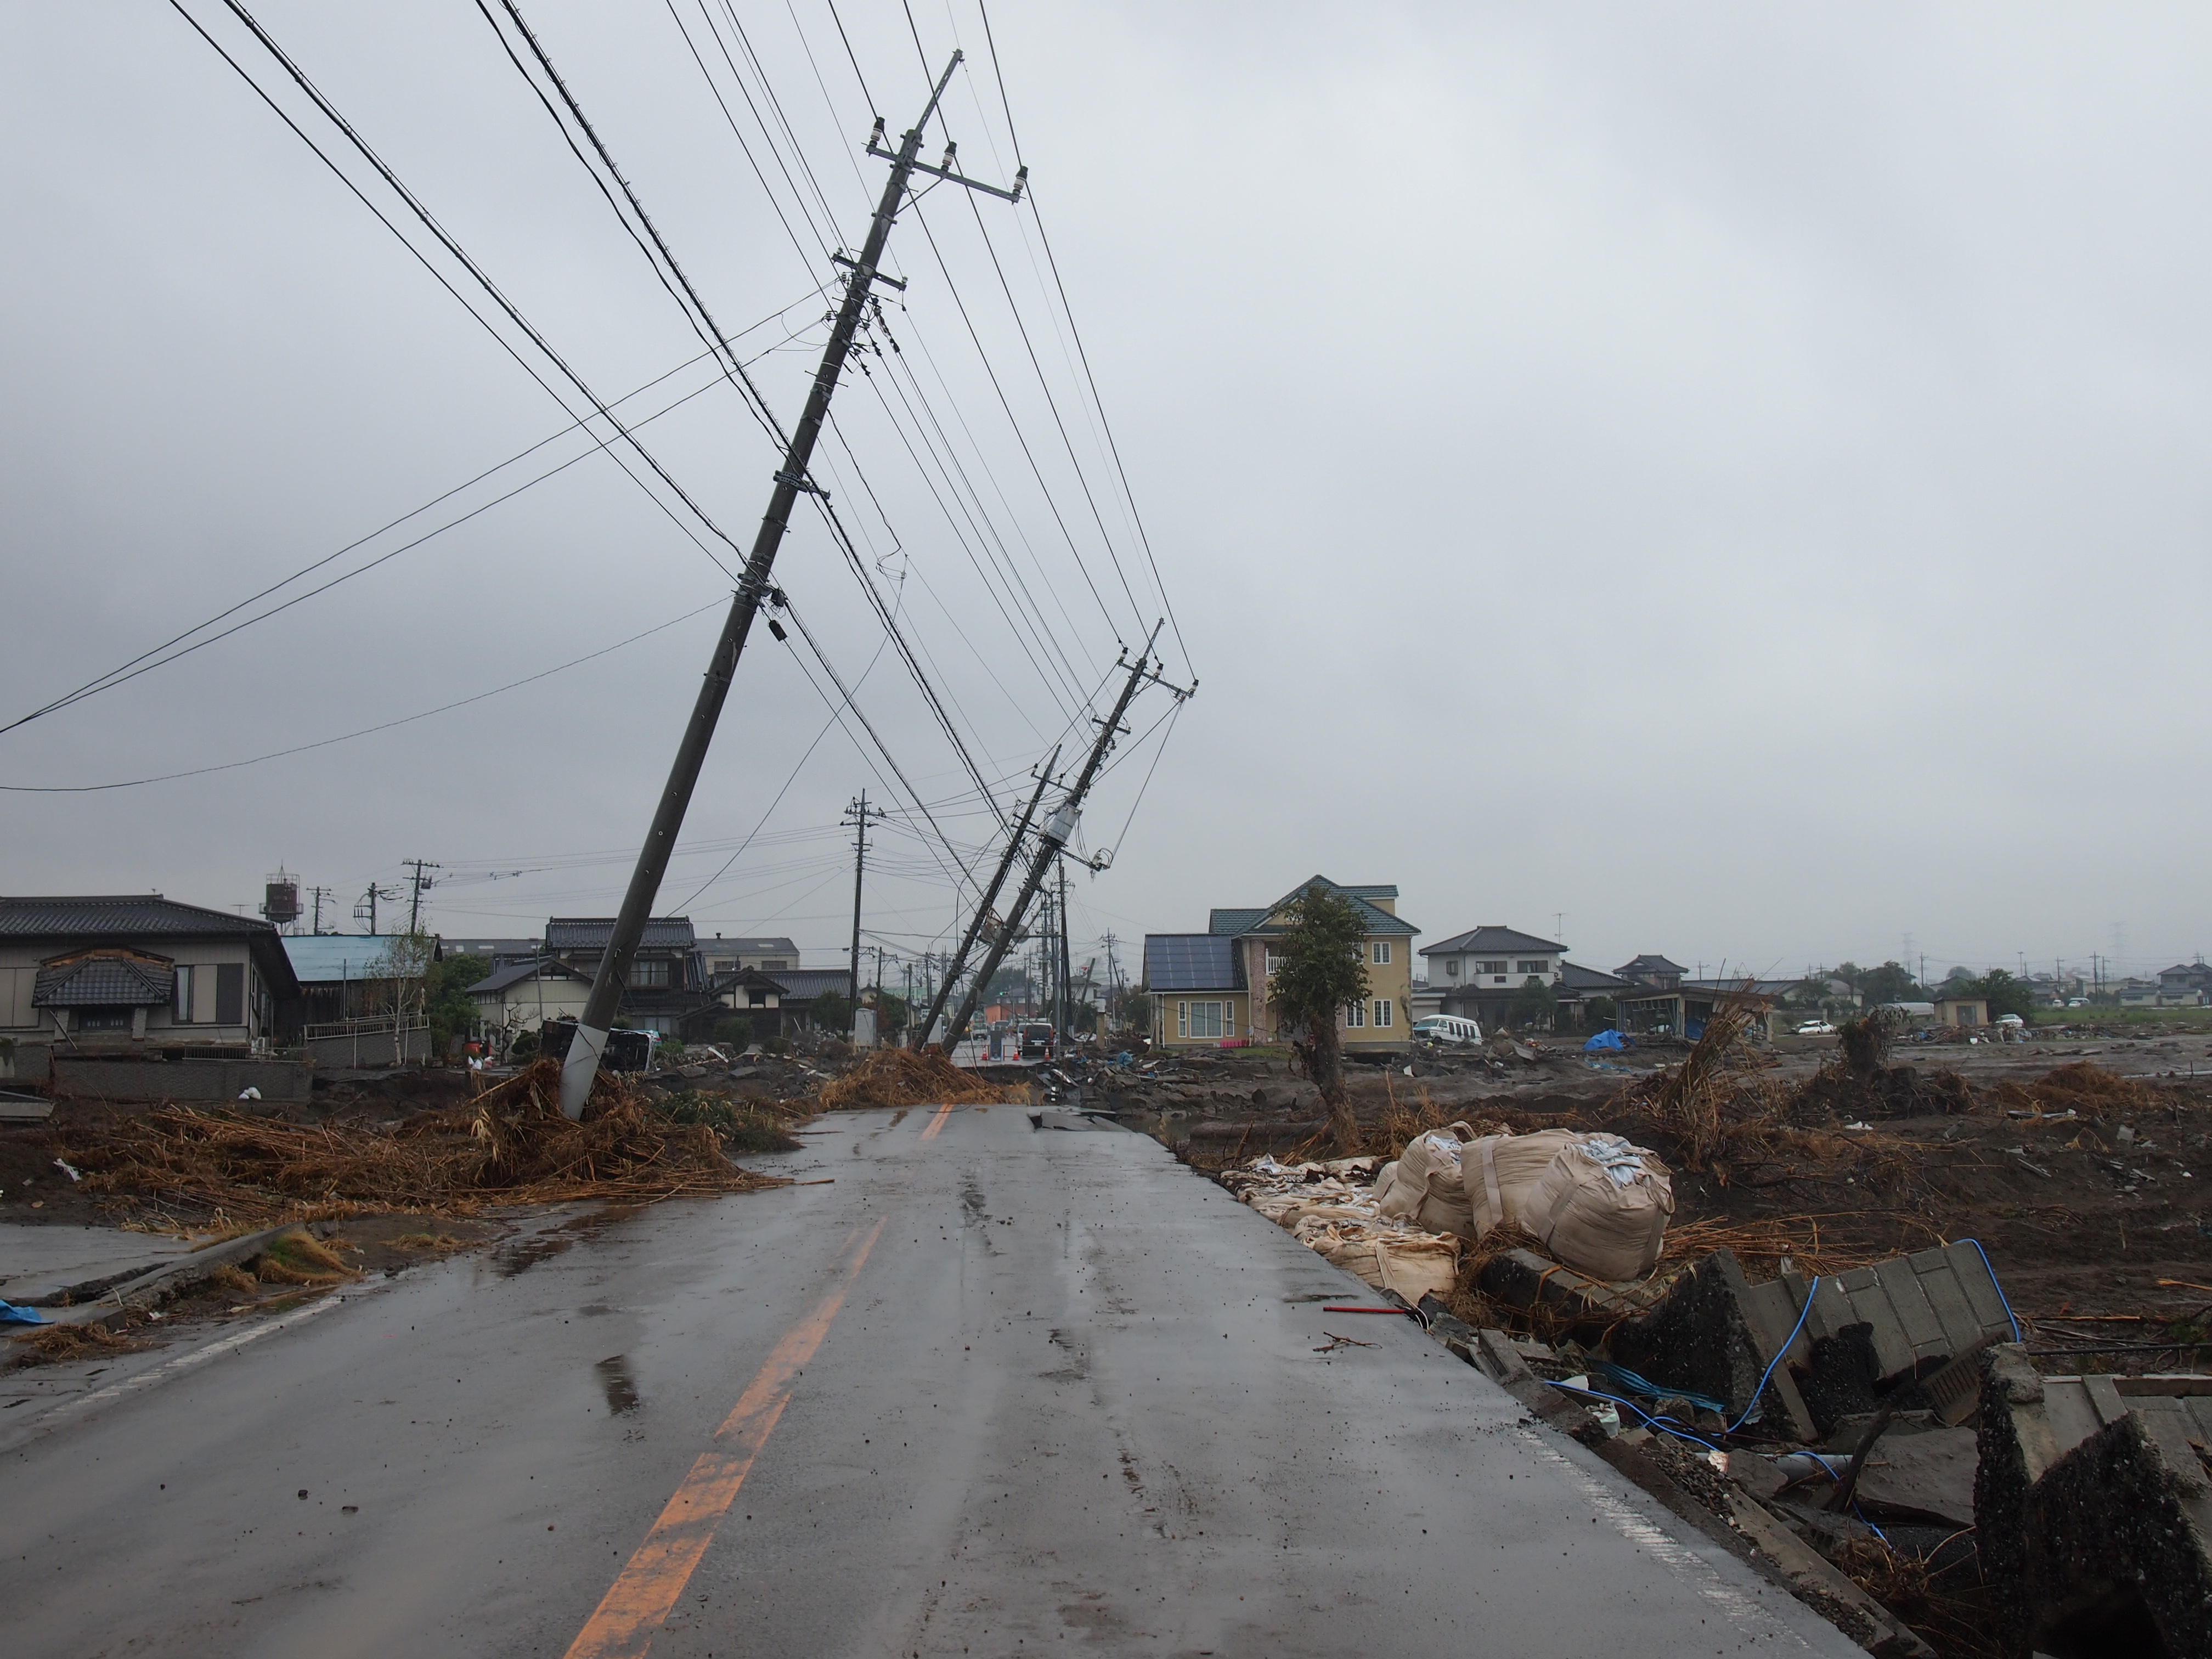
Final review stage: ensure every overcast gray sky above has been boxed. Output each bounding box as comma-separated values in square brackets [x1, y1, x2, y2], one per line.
[4, 2, 2208, 986]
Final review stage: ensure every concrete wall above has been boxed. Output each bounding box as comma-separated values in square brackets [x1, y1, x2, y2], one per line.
[52, 1055, 311, 1105]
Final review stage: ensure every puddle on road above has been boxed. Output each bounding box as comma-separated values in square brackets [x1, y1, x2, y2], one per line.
[483, 1207, 641, 1279]
[596, 1353, 641, 1415]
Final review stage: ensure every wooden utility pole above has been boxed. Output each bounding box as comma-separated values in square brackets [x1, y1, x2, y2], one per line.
[940, 624, 1186, 1054]
[843, 792, 885, 1036]
[911, 753, 1057, 1049]
[559, 53, 1024, 1115]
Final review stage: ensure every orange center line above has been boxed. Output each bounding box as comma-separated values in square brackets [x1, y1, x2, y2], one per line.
[917, 1102, 953, 1141]
[562, 1216, 888, 1659]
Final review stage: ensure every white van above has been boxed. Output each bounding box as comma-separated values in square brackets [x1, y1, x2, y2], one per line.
[1413, 1014, 1483, 1047]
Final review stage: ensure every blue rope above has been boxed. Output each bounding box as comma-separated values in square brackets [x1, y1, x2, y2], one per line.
[1956, 1237, 2022, 1342]
[1547, 1381, 1725, 1454]
[1728, 1273, 1821, 1435]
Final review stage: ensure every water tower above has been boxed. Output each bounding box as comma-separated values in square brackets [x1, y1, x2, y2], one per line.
[262, 868, 302, 930]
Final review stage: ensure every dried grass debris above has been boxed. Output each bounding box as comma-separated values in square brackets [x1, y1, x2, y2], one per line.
[815, 1048, 1024, 1112]
[48, 1060, 786, 1226]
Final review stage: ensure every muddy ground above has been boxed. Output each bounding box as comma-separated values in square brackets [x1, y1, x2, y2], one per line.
[1104, 1030, 2212, 1336]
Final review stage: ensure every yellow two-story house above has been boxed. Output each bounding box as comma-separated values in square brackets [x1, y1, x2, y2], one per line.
[1144, 877, 1419, 1053]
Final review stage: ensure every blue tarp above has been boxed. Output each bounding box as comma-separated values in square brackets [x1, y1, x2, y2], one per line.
[1582, 1028, 1626, 1052]
[0, 1301, 48, 1325]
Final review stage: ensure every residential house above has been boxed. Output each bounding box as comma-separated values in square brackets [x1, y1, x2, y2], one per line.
[467, 958, 593, 1041]
[442, 936, 544, 971]
[1148, 877, 1418, 1052]
[684, 966, 794, 1042]
[0, 895, 299, 1054]
[699, 935, 800, 977]
[1421, 926, 1565, 1028]
[1616, 954, 1688, 990]
[1558, 962, 1634, 1025]
[544, 916, 704, 1035]
[2153, 963, 2212, 1007]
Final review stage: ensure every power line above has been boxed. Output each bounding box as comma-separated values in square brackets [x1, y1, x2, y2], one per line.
[0, 599, 725, 792]
[185, 0, 753, 579]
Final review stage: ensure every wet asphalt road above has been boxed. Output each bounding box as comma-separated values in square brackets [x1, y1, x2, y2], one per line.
[0, 1105, 1857, 1657]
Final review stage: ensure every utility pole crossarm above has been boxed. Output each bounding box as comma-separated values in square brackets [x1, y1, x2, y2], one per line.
[556, 51, 1023, 1117]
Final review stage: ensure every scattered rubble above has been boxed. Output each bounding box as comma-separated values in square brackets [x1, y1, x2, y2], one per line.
[814, 1047, 1024, 1111]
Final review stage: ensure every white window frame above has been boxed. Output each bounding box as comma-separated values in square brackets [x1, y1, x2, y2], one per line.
[1177, 1000, 1188, 1038]
[173, 965, 197, 1024]
[1344, 1000, 1365, 1029]
[1373, 998, 1393, 1027]
[1372, 941, 1391, 966]
[1188, 1001, 1224, 1040]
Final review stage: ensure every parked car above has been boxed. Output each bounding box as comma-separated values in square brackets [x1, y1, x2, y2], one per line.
[1795, 1019, 1837, 1036]
[1413, 1014, 1483, 1046]
[1017, 1021, 1056, 1060]
[1996, 1013, 2027, 1030]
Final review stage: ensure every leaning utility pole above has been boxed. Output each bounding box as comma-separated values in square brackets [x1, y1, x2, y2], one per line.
[940, 624, 1185, 1054]
[843, 791, 885, 1033]
[559, 53, 1024, 1116]
[910, 751, 1058, 1049]
[403, 859, 440, 935]
[1056, 854, 1072, 1052]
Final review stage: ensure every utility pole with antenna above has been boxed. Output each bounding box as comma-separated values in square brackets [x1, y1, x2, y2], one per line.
[939, 624, 1192, 1056]
[843, 792, 887, 1040]
[558, 54, 1025, 1116]
[403, 859, 440, 935]
[355, 882, 402, 935]
[309, 886, 334, 935]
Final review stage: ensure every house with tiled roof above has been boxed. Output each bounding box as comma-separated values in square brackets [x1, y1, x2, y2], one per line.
[1146, 877, 1419, 1051]
[0, 894, 299, 1052]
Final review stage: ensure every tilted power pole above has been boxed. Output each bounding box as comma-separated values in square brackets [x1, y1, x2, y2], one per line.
[560, 52, 1024, 1116]
[843, 791, 886, 1036]
[940, 624, 1184, 1055]
[911, 749, 1058, 1049]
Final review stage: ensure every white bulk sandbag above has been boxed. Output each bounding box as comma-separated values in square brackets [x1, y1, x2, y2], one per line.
[1460, 1128, 1582, 1237]
[1527, 1133, 1675, 1283]
[1372, 1159, 1403, 1211]
[1377, 1124, 1477, 1237]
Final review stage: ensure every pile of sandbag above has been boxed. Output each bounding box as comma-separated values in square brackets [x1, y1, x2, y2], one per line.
[1377, 1124, 1674, 1283]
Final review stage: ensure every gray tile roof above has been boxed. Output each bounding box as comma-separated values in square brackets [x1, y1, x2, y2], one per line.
[1, 896, 298, 998]
[1144, 934, 1244, 993]
[1559, 961, 1632, 993]
[1423, 925, 1562, 956]
[770, 968, 854, 1001]
[1616, 953, 1688, 977]
[0, 895, 272, 938]
[1209, 880, 1418, 940]
[466, 959, 591, 996]
[701, 936, 799, 957]
[546, 917, 696, 951]
[33, 955, 175, 1008]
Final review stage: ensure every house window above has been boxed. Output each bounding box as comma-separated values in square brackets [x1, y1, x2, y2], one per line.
[1479, 960, 1507, 975]
[1264, 947, 1283, 977]
[1444, 959, 1460, 978]
[173, 966, 196, 1024]
[1517, 960, 1547, 975]
[1373, 998, 1393, 1028]
[1344, 1000, 1365, 1029]
[77, 1008, 132, 1032]
[1186, 1001, 1225, 1040]
[216, 963, 244, 1026]
[629, 958, 672, 989]
[1372, 941, 1391, 966]
[760, 960, 789, 970]
[1176, 1000, 1187, 1038]
[709, 958, 735, 975]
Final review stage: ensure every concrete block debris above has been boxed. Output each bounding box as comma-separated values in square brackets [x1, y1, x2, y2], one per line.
[1977, 1344, 2212, 1658]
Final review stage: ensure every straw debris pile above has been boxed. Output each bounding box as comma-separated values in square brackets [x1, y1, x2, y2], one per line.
[54, 1059, 786, 1227]
[815, 1047, 1024, 1111]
